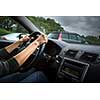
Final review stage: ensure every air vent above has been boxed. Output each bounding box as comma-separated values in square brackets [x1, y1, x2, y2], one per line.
[80, 52, 98, 63]
[65, 50, 78, 58]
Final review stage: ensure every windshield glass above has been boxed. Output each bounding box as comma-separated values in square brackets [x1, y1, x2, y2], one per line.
[28, 16, 100, 45]
[0, 16, 100, 45]
[48, 33, 58, 39]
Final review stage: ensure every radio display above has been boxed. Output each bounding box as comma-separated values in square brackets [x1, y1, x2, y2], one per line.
[60, 58, 89, 80]
[62, 66, 81, 78]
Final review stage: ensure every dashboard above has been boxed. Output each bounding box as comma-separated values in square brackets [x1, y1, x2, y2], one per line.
[44, 39, 100, 82]
[56, 47, 98, 82]
[44, 40, 62, 57]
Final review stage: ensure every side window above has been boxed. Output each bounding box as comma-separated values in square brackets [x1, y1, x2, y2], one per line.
[77, 35, 82, 41]
[62, 33, 69, 40]
[69, 34, 78, 40]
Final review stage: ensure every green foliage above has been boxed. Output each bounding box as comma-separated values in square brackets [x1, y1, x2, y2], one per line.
[85, 36, 100, 45]
[0, 16, 64, 35]
[0, 16, 28, 34]
[0, 28, 11, 36]
[27, 16, 64, 34]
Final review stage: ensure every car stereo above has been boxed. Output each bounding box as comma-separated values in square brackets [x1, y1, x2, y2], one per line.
[57, 57, 89, 82]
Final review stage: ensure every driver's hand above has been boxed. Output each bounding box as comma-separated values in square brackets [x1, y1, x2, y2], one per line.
[19, 35, 31, 43]
[36, 34, 48, 45]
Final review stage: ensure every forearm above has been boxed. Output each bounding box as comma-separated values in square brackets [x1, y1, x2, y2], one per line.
[5, 40, 22, 54]
[14, 40, 39, 66]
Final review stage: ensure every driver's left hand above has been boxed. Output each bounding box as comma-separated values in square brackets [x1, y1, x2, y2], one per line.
[19, 35, 31, 43]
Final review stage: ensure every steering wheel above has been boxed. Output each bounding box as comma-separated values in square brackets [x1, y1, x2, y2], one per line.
[19, 32, 46, 70]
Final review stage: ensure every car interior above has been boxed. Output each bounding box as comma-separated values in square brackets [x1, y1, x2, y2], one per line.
[0, 16, 100, 83]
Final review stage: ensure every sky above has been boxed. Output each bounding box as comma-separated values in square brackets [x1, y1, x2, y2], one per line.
[44, 16, 100, 36]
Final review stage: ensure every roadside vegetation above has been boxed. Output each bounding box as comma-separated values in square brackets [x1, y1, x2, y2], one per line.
[85, 36, 100, 45]
[27, 16, 64, 33]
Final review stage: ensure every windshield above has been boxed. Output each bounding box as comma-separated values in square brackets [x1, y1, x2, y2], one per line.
[28, 16, 100, 45]
[48, 33, 59, 39]
[0, 16, 100, 45]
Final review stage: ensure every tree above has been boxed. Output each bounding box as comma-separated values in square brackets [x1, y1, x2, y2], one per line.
[27, 16, 64, 34]
[0, 16, 28, 33]
[0, 16, 64, 35]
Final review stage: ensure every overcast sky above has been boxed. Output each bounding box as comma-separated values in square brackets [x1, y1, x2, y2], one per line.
[44, 16, 100, 36]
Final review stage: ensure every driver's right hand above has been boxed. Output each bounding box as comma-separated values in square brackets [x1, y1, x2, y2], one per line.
[36, 34, 48, 45]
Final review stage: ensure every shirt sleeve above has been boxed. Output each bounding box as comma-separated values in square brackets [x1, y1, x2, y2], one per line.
[0, 48, 12, 60]
[0, 58, 19, 77]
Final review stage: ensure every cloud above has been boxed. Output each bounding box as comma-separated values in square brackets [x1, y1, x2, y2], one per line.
[45, 16, 100, 36]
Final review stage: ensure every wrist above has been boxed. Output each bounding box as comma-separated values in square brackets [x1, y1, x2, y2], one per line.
[36, 39, 42, 45]
[33, 40, 40, 46]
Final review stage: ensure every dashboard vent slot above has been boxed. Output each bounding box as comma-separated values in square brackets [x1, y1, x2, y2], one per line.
[80, 52, 98, 63]
[65, 50, 78, 58]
